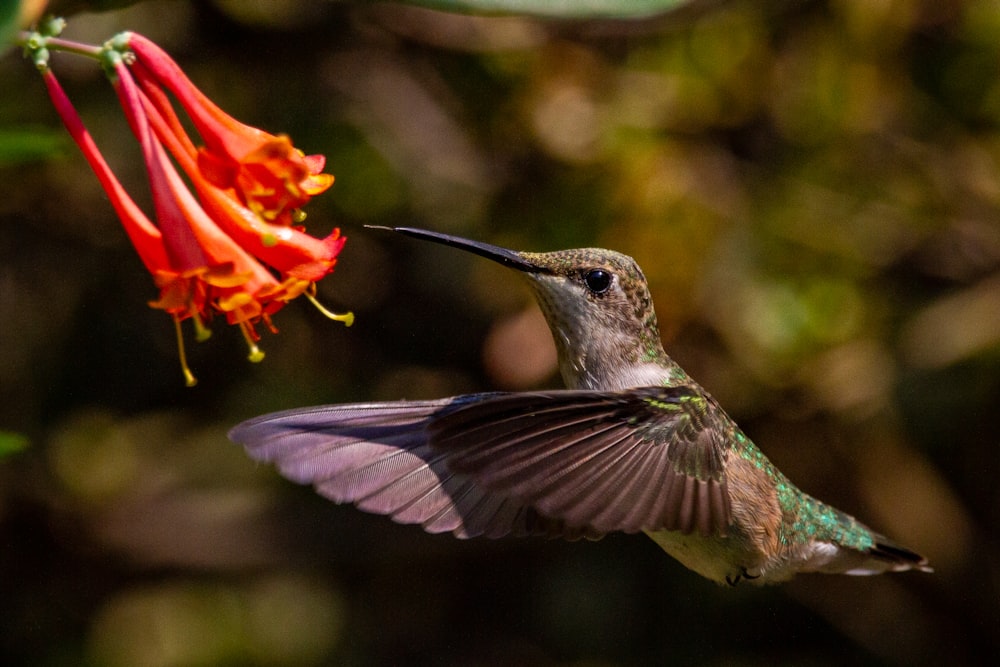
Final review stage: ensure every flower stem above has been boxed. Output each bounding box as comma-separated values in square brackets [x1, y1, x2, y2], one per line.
[39, 36, 103, 57]
[17, 31, 103, 59]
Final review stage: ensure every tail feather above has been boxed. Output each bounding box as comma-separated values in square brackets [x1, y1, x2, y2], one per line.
[864, 535, 933, 573]
[797, 502, 931, 577]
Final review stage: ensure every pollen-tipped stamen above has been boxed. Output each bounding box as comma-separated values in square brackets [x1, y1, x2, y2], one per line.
[173, 315, 197, 387]
[191, 310, 212, 342]
[305, 289, 354, 327]
[239, 322, 266, 362]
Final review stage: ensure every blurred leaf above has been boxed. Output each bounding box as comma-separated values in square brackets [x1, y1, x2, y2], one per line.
[0, 0, 20, 49]
[1, 0, 48, 48]
[390, 0, 695, 19]
[0, 430, 30, 457]
[0, 126, 65, 165]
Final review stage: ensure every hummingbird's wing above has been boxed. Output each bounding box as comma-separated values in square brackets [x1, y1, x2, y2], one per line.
[230, 386, 732, 541]
[230, 395, 598, 540]
[428, 385, 732, 536]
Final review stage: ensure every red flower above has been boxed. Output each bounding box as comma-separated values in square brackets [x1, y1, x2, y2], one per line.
[126, 33, 334, 226]
[38, 32, 351, 385]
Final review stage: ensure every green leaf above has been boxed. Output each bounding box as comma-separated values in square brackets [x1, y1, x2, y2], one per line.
[0, 0, 20, 50]
[0, 430, 30, 458]
[388, 0, 696, 19]
[0, 127, 66, 166]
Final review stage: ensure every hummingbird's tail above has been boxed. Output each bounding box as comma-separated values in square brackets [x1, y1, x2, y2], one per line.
[848, 533, 933, 575]
[774, 497, 932, 578]
[811, 505, 932, 576]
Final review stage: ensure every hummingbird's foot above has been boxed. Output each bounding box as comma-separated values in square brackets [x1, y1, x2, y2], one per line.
[725, 568, 759, 587]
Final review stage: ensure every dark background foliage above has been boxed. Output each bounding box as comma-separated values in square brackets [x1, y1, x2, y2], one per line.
[1, 0, 998, 664]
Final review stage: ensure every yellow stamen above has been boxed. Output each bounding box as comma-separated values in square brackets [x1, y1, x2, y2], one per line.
[239, 322, 266, 363]
[304, 290, 354, 327]
[191, 311, 212, 342]
[173, 316, 197, 387]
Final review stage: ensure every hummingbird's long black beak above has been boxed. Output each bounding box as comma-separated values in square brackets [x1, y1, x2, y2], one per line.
[366, 226, 549, 274]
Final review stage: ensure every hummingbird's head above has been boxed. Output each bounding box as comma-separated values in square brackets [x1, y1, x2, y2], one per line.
[377, 227, 670, 389]
[516, 247, 658, 350]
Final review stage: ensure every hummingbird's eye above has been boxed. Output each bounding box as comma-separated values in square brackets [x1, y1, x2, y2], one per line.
[584, 269, 613, 295]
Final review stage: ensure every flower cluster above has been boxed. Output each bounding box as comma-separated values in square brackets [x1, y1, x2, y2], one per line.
[27, 20, 351, 385]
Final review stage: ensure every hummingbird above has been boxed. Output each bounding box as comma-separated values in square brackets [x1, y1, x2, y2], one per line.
[230, 227, 931, 585]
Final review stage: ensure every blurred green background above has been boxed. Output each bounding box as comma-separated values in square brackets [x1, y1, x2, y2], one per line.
[1, 0, 998, 665]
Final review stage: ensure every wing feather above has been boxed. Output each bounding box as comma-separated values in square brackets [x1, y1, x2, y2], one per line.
[230, 385, 735, 541]
[428, 386, 733, 536]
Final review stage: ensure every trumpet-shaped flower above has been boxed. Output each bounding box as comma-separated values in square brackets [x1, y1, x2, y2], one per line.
[34, 26, 350, 385]
[125, 33, 334, 226]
